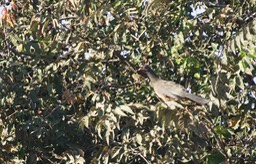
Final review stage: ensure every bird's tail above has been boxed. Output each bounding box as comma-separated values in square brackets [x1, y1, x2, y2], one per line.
[184, 93, 209, 105]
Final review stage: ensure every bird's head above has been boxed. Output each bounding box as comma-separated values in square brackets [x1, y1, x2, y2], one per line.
[137, 65, 156, 77]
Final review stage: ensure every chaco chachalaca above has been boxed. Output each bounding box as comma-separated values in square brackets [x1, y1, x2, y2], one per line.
[138, 65, 209, 105]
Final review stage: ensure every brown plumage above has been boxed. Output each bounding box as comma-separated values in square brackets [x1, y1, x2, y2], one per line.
[138, 65, 209, 105]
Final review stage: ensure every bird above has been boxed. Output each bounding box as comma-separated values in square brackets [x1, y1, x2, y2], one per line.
[137, 65, 209, 105]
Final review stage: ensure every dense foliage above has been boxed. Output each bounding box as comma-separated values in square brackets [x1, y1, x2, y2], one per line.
[0, 0, 256, 163]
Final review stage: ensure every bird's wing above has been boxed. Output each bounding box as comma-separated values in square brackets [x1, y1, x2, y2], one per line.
[153, 79, 209, 105]
[152, 80, 187, 100]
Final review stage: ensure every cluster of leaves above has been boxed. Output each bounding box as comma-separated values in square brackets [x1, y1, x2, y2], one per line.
[0, 0, 256, 163]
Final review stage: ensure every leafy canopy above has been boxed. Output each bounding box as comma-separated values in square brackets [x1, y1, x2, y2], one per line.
[0, 0, 256, 163]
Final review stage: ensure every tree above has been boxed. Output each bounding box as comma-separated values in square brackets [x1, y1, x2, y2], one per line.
[0, 0, 255, 163]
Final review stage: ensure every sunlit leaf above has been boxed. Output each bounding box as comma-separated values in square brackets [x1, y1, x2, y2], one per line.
[111, 147, 122, 158]
[1, 0, 256, 163]
[136, 133, 143, 145]
[119, 105, 134, 115]
[114, 107, 127, 117]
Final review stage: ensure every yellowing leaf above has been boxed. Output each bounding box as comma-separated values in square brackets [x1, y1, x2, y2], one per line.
[17, 44, 24, 52]
[75, 42, 84, 52]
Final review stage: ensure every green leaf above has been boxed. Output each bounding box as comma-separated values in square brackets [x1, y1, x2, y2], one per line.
[214, 126, 232, 140]
[194, 73, 200, 79]
[206, 151, 225, 164]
